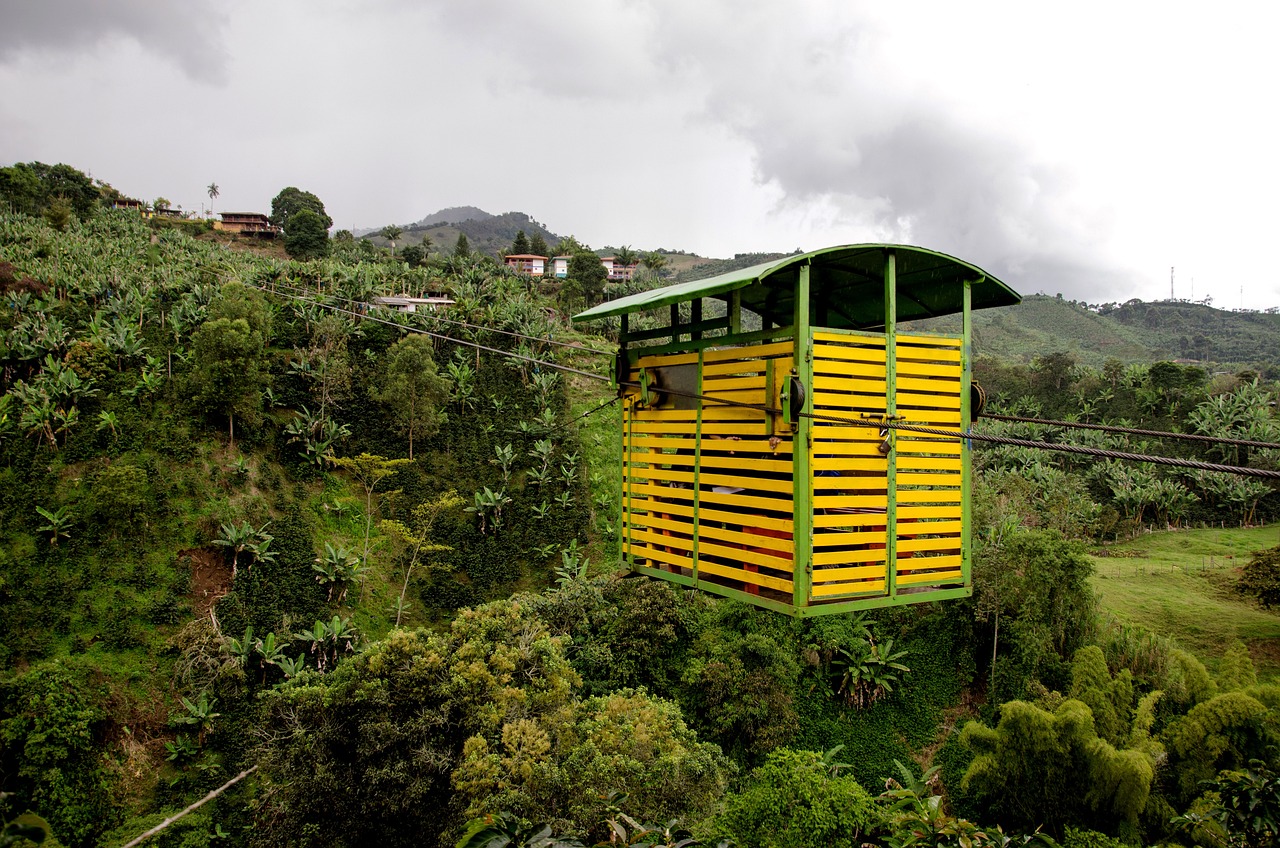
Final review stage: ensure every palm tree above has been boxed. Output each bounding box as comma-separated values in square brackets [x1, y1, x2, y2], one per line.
[380, 224, 403, 255]
[207, 182, 220, 217]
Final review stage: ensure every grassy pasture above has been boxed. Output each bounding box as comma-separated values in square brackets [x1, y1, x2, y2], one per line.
[1091, 525, 1280, 679]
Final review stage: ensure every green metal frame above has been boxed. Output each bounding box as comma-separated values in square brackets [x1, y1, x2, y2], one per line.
[588, 244, 1018, 616]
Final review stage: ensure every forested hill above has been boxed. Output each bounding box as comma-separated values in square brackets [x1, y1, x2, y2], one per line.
[909, 294, 1280, 370]
[6, 162, 1280, 848]
[363, 209, 563, 257]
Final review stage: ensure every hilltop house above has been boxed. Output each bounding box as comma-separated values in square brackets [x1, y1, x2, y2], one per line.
[503, 254, 548, 276]
[373, 295, 455, 313]
[512, 254, 638, 280]
[215, 212, 281, 238]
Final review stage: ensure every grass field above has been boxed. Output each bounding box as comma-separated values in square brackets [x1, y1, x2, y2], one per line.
[1091, 525, 1280, 680]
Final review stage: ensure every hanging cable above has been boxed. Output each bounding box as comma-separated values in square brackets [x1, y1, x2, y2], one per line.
[264, 278, 615, 357]
[260, 285, 1280, 480]
[983, 413, 1280, 451]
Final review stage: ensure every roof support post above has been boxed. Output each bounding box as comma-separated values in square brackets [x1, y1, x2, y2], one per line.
[792, 262, 814, 611]
[729, 290, 742, 336]
[884, 249, 898, 599]
[961, 279, 973, 592]
[691, 298, 703, 341]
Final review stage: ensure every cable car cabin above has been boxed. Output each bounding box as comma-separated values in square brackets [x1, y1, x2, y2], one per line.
[572, 244, 1020, 617]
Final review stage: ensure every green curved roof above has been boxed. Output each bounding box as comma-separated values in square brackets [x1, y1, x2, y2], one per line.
[572, 243, 1020, 330]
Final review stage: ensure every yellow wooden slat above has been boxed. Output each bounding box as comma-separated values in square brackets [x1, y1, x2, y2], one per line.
[811, 441, 895, 457]
[896, 376, 960, 393]
[812, 530, 889, 547]
[896, 455, 962, 471]
[624, 541, 693, 570]
[812, 456, 890, 473]
[812, 349, 887, 367]
[634, 351, 700, 368]
[812, 579, 886, 597]
[694, 536, 795, 571]
[894, 440, 962, 456]
[893, 361, 962, 378]
[696, 559, 794, 592]
[697, 454, 794, 475]
[702, 375, 767, 392]
[813, 494, 889, 510]
[897, 554, 963, 572]
[813, 547, 892, 566]
[627, 466, 794, 494]
[813, 563, 887, 581]
[894, 571, 963, 587]
[896, 391, 961, 410]
[702, 389, 767, 406]
[813, 513, 889, 529]
[812, 361, 888, 381]
[700, 407, 769, 422]
[702, 341, 796, 362]
[629, 492, 795, 533]
[896, 490, 962, 504]
[636, 512, 791, 555]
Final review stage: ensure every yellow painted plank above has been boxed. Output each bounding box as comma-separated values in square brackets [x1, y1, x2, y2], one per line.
[812, 580, 887, 597]
[897, 332, 960, 345]
[813, 349, 888, 366]
[897, 554, 963, 571]
[694, 454, 794, 476]
[813, 514, 889, 530]
[812, 456, 891, 472]
[632, 409, 699, 422]
[896, 376, 960, 393]
[629, 493, 795, 533]
[814, 547, 893, 566]
[896, 455, 962, 471]
[696, 536, 795, 572]
[893, 361, 962, 378]
[634, 351, 700, 368]
[813, 563, 887, 581]
[896, 391, 961, 410]
[813, 361, 888, 381]
[702, 375, 767, 392]
[896, 490, 963, 504]
[627, 466, 795, 494]
[624, 541, 693, 570]
[696, 559, 794, 592]
[894, 440, 962, 455]
[703, 341, 795, 362]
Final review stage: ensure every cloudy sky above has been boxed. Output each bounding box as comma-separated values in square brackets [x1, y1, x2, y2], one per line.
[3, 1, 1278, 308]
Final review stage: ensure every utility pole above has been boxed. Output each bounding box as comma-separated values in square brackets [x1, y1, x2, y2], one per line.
[1170, 266, 1175, 300]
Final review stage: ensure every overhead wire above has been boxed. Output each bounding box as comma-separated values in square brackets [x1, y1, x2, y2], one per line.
[984, 413, 1280, 450]
[262, 284, 1280, 480]
[263, 278, 615, 357]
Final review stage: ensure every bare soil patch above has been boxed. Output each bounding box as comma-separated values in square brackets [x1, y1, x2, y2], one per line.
[181, 548, 232, 617]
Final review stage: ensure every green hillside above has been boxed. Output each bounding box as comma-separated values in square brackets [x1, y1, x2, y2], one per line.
[5, 164, 1280, 848]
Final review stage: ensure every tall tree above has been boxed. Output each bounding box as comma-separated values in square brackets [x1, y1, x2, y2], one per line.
[566, 251, 607, 305]
[510, 230, 530, 255]
[189, 283, 270, 447]
[284, 208, 330, 261]
[528, 232, 549, 257]
[270, 186, 332, 231]
[372, 335, 450, 460]
[614, 245, 637, 267]
[380, 224, 404, 255]
[641, 251, 668, 275]
[206, 182, 220, 216]
[453, 232, 470, 258]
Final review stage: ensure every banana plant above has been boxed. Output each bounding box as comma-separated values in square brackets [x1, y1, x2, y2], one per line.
[34, 504, 74, 547]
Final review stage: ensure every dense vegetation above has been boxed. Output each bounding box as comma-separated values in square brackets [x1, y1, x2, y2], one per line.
[3, 165, 1280, 848]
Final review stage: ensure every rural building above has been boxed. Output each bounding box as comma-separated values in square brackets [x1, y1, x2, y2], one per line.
[504, 254, 548, 276]
[215, 212, 281, 237]
[373, 295, 455, 313]
[603, 257, 638, 281]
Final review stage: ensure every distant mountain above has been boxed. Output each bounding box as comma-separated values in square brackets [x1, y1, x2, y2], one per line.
[412, 206, 493, 228]
[907, 295, 1280, 370]
[362, 208, 565, 258]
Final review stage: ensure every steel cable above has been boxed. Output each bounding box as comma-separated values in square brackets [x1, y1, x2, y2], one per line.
[984, 413, 1280, 451]
[260, 285, 1280, 480]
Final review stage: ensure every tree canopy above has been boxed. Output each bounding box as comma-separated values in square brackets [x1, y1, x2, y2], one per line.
[284, 208, 331, 261]
[270, 186, 332, 231]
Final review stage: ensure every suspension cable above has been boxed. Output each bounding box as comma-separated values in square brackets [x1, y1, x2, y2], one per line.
[265, 278, 614, 357]
[262, 285, 1280, 480]
[984, 413, 1280, 451]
